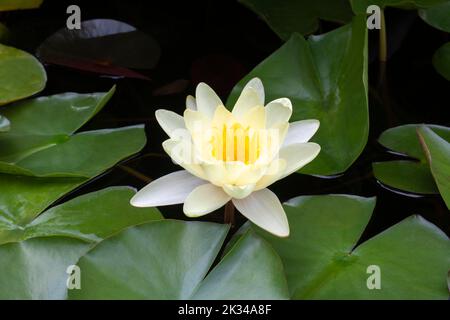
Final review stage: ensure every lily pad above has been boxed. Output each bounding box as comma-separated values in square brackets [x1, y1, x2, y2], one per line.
[374, 124, 450, 194]
[69, 220, 289, 299]
[0, 237, 91, 299]
[417, 126, 450, 209]
[0, 43, 46, 106]
[0, 87, 146, 177]
[419, 1, 450, 32]
[228, 16, 368, 176]
[252, 195, 450, 299]
[0, 174, 84, 228]
[239, 0, 353, 39]
[0, 0, 43, 11]
[351, 0, 448, 13]
[0, 186, 163, 245]
[0, 116, 9, 132]
[433, 42, 450, 81]
[36, 19, 160, 79]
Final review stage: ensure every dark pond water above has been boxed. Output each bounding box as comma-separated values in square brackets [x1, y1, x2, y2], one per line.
[3, 0, 450, 242]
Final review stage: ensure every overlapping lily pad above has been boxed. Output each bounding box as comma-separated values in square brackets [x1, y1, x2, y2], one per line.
[417, 126, 450, 209]
[228, 16, 368, 176]
[0, 87, 146, 177]
[350, 0, 448, 13]
[239, 0, 353, 39]
[433, 42, 450, 81]
[250, 195, 450, 299]
[373, 124, 450, 195]
[0, 236, 90, 299]
[0, 43, 47, 106]
[419, 1, 450, 32]
[69, 220, 289, 300]
[0, 85, 151, 238]
[0, 186, 163, 245]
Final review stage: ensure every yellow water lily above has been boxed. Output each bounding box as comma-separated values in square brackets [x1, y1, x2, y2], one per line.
[131, 78, 320, 237]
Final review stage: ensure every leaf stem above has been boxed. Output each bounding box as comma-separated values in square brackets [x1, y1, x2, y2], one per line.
[379, 9, 387, 62]
[224, 201, 235, 226]
[118, 165, 152, 183]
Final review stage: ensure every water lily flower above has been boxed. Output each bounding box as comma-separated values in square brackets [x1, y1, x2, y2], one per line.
[131, 78, 320, 237]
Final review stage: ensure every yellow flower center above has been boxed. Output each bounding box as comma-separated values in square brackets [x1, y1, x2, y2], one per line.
[210, 122, 262, 165]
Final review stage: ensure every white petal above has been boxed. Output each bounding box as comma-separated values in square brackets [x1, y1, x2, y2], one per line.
[279, 142, 321, 178]
[162, 139, 206, 179]
[155, 109, 185, 138]
[265, 98, 292, 128]
[195, 82, 223, 119]
[183, 108, 209, 134]
[223, 183, 255, 199]
[232, 78, 264, 120]
[241, 105, 266, 129]
[232, 188, 289, 237]
[255, 158, 287, 190]
[186, 95, 197, 110]
[183, 183, 231, 217]
[130, 170, 205, 207]
[282, 120, 320, 146]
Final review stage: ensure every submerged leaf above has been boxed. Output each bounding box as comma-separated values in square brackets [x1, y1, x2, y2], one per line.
[36, 19, 160, 79]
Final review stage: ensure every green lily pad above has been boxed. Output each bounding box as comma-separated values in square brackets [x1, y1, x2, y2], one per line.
[417, 126, 450, 209]
[374, 124, 450, 194]
[419, 1, 450, 32]
[0, 115, 9, 132]
[69, 220, 289, 299]
[0, 0, 43, 11]
[251, 195, 450, 299]
[0, 125, 146, 177]
[0, 186, 163, 245]
[373, 160, 438, 194]
[228, 16, 368, 176]
[433, 42, 450, 81]
[192, 231, 289, 300]
[239, 0, 353, 39]
[0, 43, 46, 105]
[0, 87, 146, 177]
[0, 174, 84, 228]
[351, 0, 447, 13]
[0, 237, 91, 299]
